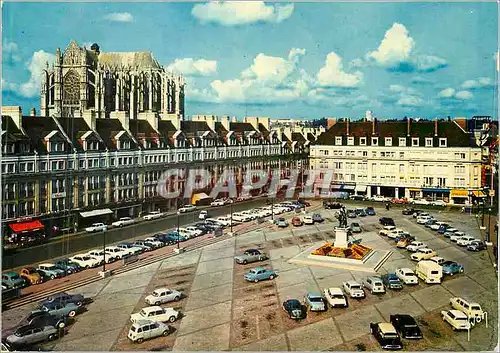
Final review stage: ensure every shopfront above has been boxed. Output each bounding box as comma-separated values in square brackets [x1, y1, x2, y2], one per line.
[422, 188, 450, 202]
[450, 189, 469, 205]
[408, 188, 422, 200]
[355, 184, 368, 196]
[6, 219, 46, 249]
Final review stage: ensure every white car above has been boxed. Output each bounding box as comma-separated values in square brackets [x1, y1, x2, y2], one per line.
[143, 211, 164, 220]
[445, 227, 458, 233]
[177, 205, 197, 214]
[430, 256, 445, 265]
[184, 226, 203, 237]
[112, 217, 135, 227]
[342, 281, 365, 298]
[396, 268, 419, 285]
[145, 288, 182, 305]
[240, 210, 257, 220]
[210, 199, 225, 207]
[216, 216, 235, 226]
[412, 199, 430, 205]
[441, 310, 470, 330]
[456, 236, 479, 247]
[232, 212, 252, 222]
[379, 226, 396, 236]
[323, 287, 348, 308]
[387, 229, 407, 239]
[450, 232, 467, 242]
[372, 195, 390, 202]
[416, 216, 432, 224]
[87, 249, 116, 264]
[85, 223, 108, 233]
[177, 228, 196, 239]
[199, 210, 209, 220]
[130, 306, 180, 323]
[303, 215, 314, 225]
[143, 237, 165, 248]
[69, 254, 101, 268]
[105, 246, 132, 259]
[406, 241, 427, 252]
[431, 200, 447, 206]
[410, 248, 437, 261]
[127, 320, 170, 343]
[430, 222, 447, 231]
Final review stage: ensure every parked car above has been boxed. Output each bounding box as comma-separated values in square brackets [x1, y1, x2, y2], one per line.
[312, 213, 324, 222]
[128, 320, 170, 343]
[40, 292, 85, 307]
[430, 200, 447, 206]
[379, 226, 396, 236]
[365, 207, 376, 216]
[323, 201, 343, 209]
[234, 249, 268, 264]
[390, 314, 423, 339]
[456, 236, 479, 247]
[379, 217, 395, 226]
[36, 264, 65, 280]
[350, 222, 362, 233]
[441, 261, 464, 276]
[304, 292, 326, 312]
[396, 237, 414, 249]
[410, 248, 437, 261]
[387, 229, 407, 239]
[303, 215, 314, 225]
[2, 271, 27, 289]
[444, 227, 458, 233]
[362, 276, 385, 294]
[467, 241, 488, 252]
[342, 281, 365, 298]
[20, 267, 43, 285]
[450, 232, 467, 242]
[402, 208, 415, 215]
[406, 241, 427, 252]
[198, 210, 209, 220]
[415, 260, 443, 284]
[350, 195, 366, 201]
[391, 198, 408, 204]
[143, 237, 164, 248]
[372, 195, 391, 202]
[291, 217, 303, 227]
[31, 301, 81, 319]
[276, 218, 289, 228]
[54, 259, 81, 274]
[323, 287, 348, 308]
[210, 199, 225, 207]
[347, 210, 357, 218]
[5, 325, 59, 347]
[112, 217, 135, 227]
[132, 240, 155, 251]
[370, 322, 403, 350]
[84, 222, 107, 233]
[443, 231, 455, 238]
[441, 310, 470, 330]
[184, 226, 204, 237]
[177, 205, 197, 214]
[69, 254, 101, 269]
[26, 311, 68, 330]
[411, 199, 430, 205]
[105, 246, 131, 259]
[143, 211, 164, 220]
[87, 249, 116, 264]
[118, 242, 143, 254]
[381, 274, 403, 290]
[282, 299, 307, 320]
[416, 216, 432, 224]
[424, 219, 436, 228]
[429, 256, 445, 265]
[355, 208, 367, 217]
[244, 267, 277, 282]
[395, 268, 418, 285]
[449, 297, 484, 320]
[145, 288, 182, 306]
[394, 233, 414, 243]
[431, 222, 448, 231]
[130, 306, 179, 323]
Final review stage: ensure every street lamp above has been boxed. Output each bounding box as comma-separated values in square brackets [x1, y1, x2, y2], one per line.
[230, 200, 233, 234]
[102, 228, 106, 272]
[487, 208, 492, 242]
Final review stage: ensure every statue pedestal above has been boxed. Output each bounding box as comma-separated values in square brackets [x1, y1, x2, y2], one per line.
[334, 227, 349, 249]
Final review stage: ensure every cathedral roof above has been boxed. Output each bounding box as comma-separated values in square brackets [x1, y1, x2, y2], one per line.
[98, 52, 161, 70]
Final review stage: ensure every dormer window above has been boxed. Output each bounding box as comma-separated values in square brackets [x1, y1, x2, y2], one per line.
[371, 137, 378, 146]
[50, 142, 65, 152]
[425, 138, 433, 147]
[119, 140, 131, 150]
[439, 138, 447, 147]
[385, 137, 392, 146]
[335, 136, 342, 146]
[399, 137, 406, 147]
[412, 137, 419, 147]
[347, 136, 354, 146]
[359, 137, 366, 146]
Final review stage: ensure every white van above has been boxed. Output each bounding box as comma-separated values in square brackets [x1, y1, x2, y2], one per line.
[450, 297, 485, 320]
[415, 260, 442, 284]
[362, 276, 385, 294]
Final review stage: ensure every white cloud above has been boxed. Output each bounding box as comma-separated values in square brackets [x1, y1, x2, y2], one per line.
[8, 50, 56, 98]
[241, 49, 303, 83]
[455, 90, 473, 100]
[317, 52, 363, 88]
[460, 77, 493, 89]
[365, 22, 446, 73]
[389, 84, 419, 94]
[397, 95, 424, 107]
[437, 88, 456, 98]
[2, 40, 22, 63]
[288, 48, 306, 63]
[167, 58, 217, 76]
[2, 78, 18, 91]
[103, 12, 133, 23]
[191, 2, 294, 26]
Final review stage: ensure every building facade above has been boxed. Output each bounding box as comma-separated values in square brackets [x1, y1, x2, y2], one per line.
[310, 118, 490, 205]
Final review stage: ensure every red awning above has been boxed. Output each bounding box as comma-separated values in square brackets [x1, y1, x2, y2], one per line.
[9, 220, 44, 233]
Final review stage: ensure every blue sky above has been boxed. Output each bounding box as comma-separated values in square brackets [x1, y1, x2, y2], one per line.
[2, 2, 498, 120]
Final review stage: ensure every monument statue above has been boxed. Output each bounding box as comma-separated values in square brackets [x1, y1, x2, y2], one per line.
[338, 206, 348, 228]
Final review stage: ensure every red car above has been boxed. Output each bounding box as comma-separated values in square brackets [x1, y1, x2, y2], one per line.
[291, 217, 303, 227]
[391, 198, 408, 204]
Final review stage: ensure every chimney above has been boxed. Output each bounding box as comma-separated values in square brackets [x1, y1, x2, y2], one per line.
[30, 107, 36, 116]
[327, 118, 337, 130]
[1, 106, 23, 130]
[372, 118, 376, 135]
[346, 118, 350, 135]
[245, 117, 259, 130]
[407, 118, 411, 136]
[434, 118, 438, 136]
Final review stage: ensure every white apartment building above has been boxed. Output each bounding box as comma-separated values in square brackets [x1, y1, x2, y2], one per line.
[310, 118, 487, 205]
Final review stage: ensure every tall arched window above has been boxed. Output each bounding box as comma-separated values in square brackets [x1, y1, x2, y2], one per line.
[63, 70, 80, 105]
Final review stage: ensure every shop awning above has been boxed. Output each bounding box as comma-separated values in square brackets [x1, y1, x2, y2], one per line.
[191, 192, 212, 205]
[355, 185, 367, 192]
[331, 184, 343, 189]
[9, 220, 44, 233]
[408, 188, 421, 192]
[80, 208, 113, 218]
[472, 190, 487, 197]
[343, 185, 356, 191]
[422, 188, 450, 193]
[451, 189, 469, 198]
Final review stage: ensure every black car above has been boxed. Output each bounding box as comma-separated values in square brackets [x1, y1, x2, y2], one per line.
[323, 201, 343, 209]
[350, 195, 365, 201]
[282, 299, 307, 320]
[39, 292, 86, 308]
[379, 217, 395, 226]
[365, 207, 376, 216]
[467, 241, 488, 252]
[390, 314, 423, 339]
[25, 311, 68, 330]
[153, 233, 176, 245]
[194, 223, 211, 234]
[412, 210, 423, 218]
[370, 322, 403, 350]
[402, 208, 415, 215]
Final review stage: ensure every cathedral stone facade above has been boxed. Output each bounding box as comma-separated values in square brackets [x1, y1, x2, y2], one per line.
[40, 40, 184, 122]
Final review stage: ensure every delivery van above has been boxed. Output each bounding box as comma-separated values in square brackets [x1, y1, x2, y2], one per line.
[415, 260, 442, 284]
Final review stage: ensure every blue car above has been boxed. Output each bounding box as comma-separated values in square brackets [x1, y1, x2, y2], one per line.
[424, 219, 436, 228]
[244, 267, 277, 282]
[365, 207, 376, 216]
[442, 261, 464, 276]
[276, 218, 288, 228]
